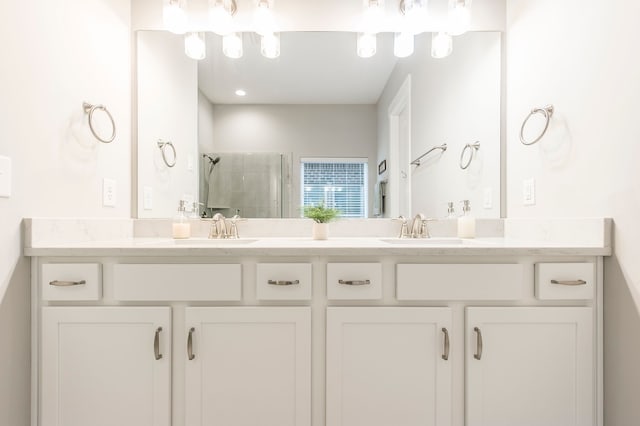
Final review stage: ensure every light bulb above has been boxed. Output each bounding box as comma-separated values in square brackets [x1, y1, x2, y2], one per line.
[209, 0, 234, 36]
[163, 0, 188, 35]
[402, 0, 429, 35]
[261, 33, 280, 59]
[223, 32, 243, 58]
[184, 32, 205, 60]
[448, 0, 471, 36]
[431, 32, 453, 58]
[394, 32, 414, 58]
[235, 89, 246, 96]
[254, 0, 276, 36]
[362, 0, 385, 34]
[357, 32, 377, 58]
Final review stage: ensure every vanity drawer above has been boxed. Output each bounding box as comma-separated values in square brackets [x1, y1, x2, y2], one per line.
[113, 264, 241, 301]
[41, 263, 102, 301]
[535, 263, 595, 300]
[256, 263, 312, 301]
[327, 263, 382, 300]
[396, 264, 524, 301]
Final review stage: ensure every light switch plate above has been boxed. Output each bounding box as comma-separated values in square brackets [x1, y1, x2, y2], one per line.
[103, 178, 116, 207]
[143, 186, 153, 210]
[523, 178, 536, 206]
[0, 156, 11, 198]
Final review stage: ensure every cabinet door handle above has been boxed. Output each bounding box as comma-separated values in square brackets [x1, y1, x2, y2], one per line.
[154, 327, 163, 361]
[338, 279, 371, 286]
[187, 327, 196, 360]
[442, 327, 450, 361]
[473, 327, 483, 360]
[49, 280, 86, 287]
[550, 279, 587, 286]
[268, 280, 300, 286]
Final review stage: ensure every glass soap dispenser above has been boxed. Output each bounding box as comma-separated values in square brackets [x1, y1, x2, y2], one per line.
[172, 200, 191, 239]
[457, 199, 476, 238]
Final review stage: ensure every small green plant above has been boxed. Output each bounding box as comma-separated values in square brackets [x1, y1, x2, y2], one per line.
[303, 203, 340, 223]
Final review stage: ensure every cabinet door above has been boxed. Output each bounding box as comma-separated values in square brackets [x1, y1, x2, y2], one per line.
[41, 307, 171, 426]
[466, 307, 594, 426]
[326, 307, 452, 426]
[185, 307, 311, 426]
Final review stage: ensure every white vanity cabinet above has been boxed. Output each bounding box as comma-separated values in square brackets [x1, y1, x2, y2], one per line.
[326, 307, 453, 426]
[40, 307, 171, 426]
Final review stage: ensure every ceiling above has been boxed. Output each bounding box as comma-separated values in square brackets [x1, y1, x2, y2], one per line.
[198, 31, 399, 105]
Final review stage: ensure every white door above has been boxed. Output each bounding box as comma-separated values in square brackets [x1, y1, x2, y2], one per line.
[185, 307, 311, 426]
[466, 307, 594, 426]
[326, 307, 452, 426]
[398, 105, 412, 218]
[41, 307, 171, 426]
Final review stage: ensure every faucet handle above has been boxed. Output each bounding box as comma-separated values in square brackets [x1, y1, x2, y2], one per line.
[228, 215, 247, 239]
[419, 218, 436, 238]
[393, 216, 410, 238]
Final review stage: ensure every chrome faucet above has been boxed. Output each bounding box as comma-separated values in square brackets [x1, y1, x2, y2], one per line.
[410, 213, 432, 238]
[209, 213, 229, 239]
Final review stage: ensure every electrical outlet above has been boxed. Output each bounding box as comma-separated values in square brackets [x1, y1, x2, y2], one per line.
[523, 178, 536, 206]
[483, 187, 492, 209]
[103, 178, 116, 207]
[0, 156, 11, 198]
[143, 186, 153, 210]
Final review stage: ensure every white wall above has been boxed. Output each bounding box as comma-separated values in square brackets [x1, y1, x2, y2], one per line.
[505, 0, 640, 423]
[0, 0, 132, 424]
[377, 32, 502, 219]
[199, 102, 378, 216]
[137, 30, 198, 218]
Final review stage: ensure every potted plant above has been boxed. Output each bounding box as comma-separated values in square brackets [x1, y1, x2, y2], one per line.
[303, 203, 340, 240]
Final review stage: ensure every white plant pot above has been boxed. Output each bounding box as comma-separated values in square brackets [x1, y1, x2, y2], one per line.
[312, 222, 328, 240]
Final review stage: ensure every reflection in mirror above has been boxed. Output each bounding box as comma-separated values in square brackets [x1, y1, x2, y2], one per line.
[136, 30, 501, 219]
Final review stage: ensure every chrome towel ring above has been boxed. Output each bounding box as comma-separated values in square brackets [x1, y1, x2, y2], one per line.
[460, 141, 480, 170]
[520, 105, 554, 146]
[83, 102, 116, 143]
[157, 140, 177, 168]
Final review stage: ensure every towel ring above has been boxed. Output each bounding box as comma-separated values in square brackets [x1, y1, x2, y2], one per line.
[157, 140, 177, 168]
[460, 141, 480, 170]
[520, 105, 554, 146]
[83, 102, 116, 143]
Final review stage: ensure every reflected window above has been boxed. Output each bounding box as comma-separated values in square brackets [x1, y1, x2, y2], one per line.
[301, 158, 368, 218]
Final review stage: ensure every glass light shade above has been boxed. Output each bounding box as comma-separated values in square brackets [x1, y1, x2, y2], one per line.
[448, 0, 471, 36]
[254, 1, 276, 36]
[357, 32, 377, 58]
[163, 0, 188, 34]
[403, 0, 429, 35]
[209, 2, 234, 36]
[261, 33, 280, 59]
[184, 32, 205, 60]
[223, 32, 243, 58]
[431, 32, 453, 58]
[394, 32, 414, 58]
[362, 0, 385, 33]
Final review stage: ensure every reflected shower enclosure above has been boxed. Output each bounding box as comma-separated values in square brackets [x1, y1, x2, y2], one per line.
[200, 152, 291, 218]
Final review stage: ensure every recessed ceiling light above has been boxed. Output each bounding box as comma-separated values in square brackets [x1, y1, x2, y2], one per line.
[235, 89, 247, 96]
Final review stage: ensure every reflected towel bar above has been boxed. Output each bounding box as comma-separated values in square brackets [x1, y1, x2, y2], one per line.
[410, 143, 447, 166]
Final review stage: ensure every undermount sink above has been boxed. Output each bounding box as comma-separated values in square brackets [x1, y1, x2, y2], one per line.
[380, 237, 465, 245]
[172, 238, 258, 245]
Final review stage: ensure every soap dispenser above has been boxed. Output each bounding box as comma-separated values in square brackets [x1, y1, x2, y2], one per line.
[446, 202, 456, 219]
[457, 200, 476, 238]
[172, 200, 191, 239]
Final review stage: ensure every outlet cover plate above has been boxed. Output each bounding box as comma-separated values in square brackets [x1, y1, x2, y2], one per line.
[523, 178, 536, 206]
[103, 178, 116, 207]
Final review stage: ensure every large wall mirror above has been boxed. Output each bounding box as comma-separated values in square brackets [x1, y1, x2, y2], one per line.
[136, 30, 501, 219]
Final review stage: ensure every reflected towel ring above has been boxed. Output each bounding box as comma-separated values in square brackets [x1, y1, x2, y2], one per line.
[520, 105, 554, 146]
[460, 141, 480, 170]
[83, 102, 116, 143]
[157, 140, 177, 168]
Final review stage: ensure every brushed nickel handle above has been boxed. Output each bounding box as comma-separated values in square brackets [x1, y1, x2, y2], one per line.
[442, 327, 450, 361]
[49, 280, 86, 287]
[338, 279, 371, 286]
[473, 327, 483, 360]
[154, 327, 163, 361]
[550, 279, 587, 286]
[187, 327, 195, 360]
[268, 280, 300, 286]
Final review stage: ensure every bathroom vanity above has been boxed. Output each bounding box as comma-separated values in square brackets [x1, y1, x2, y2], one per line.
[24, 218, 611, 426]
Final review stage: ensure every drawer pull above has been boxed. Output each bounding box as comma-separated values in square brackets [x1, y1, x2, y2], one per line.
[338, 279, 371, 286]
[267, 280, 300, 286]
[49, 280, 86, 287]
[442, 328, 450, 361]
[187, 327, 195, 360]
[550, 279, 587, 286]
[154, 327, 163, 361]
[473, 327, 483, 360]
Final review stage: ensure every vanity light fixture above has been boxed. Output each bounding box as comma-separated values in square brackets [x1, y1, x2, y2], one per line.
[394, 31, 414, 58]
[184, 32, 206, 60]
[261, 32, 281, 59]
[431, 31, 453, 58]
[209, 0, 237, 36]
[223, 32, 243, 58]
[399, 0, 429, 35]
[357, 32, 377, 58]
[448, 0, 472, 36]
[254, 0, 277, 37]
[163, 0, 188, 35]
[357, 0, 384, 58]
